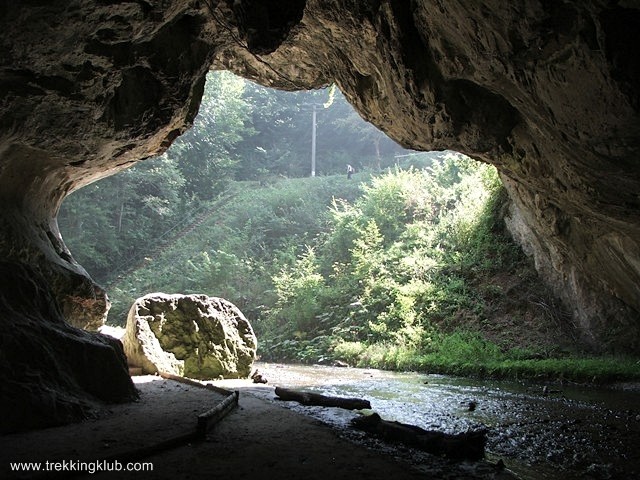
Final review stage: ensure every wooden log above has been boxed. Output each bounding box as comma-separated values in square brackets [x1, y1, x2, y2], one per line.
[157, 371, 240, 438]
[351, 413, 486, 461]
[34, 377, 239, 478]
[158, 370, 235, 396]
[274, 386, 371, 410]
[197, 390, 240, 437]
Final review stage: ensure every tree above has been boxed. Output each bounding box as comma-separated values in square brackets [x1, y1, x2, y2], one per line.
[167, 70, 253, 199]
[58, 155, 186, 283]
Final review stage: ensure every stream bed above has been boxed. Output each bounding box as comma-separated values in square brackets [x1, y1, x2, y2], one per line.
[234, 362, 640, 479]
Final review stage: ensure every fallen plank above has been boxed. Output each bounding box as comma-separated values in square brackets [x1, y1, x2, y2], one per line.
[274, 386, 371, 410]
[197, 390, 240, 437]
[157, 371, 240, 438]
[351, 412, 487, 461]
[159, 370, 236, 396]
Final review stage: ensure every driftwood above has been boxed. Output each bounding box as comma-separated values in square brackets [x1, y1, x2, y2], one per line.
[351, 413, 486, 461]
[251, 369, 268, 384]
[159, 371, 237, 396]
[274, 386, 371, 410]
[197, 390, 240, 437]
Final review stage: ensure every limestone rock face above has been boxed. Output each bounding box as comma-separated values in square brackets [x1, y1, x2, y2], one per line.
[124, 293, 257, 380]
[215, 1, 640, 352]
[1, 0, 640, 430]
[0, 262, 137, 433]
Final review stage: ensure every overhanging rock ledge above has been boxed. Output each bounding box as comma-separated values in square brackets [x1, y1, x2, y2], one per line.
[1, 0, 638, 430]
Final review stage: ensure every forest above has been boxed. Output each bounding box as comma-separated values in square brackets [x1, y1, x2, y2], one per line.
[59, 72, 639, 383]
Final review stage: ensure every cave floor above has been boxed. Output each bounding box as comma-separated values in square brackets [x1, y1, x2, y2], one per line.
[2, 376, 512, 479]
[1, 376, 228, 477]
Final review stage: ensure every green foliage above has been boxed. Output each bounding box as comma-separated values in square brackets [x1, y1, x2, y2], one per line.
[330, 333, 640, 383]
[104, 175, 362, 325]
[57, 72, 639, 383]
[236, 81, 406, 178]
[59, 71, 406, 285]
[168, 70, 252, 198]
[252, 153, 640, 383]
[271, 247, 325, 333]
[256, 153, 501, 360]
[58, 155, 186, 282]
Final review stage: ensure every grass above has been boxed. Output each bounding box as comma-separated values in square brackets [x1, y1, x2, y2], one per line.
[329, 333, 640, 385]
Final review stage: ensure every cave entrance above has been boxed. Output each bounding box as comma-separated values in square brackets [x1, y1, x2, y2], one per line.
[58, 70, 565, 370]
[59, 70, 427, 322]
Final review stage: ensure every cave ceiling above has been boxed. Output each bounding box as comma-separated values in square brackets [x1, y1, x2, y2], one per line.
[0, 0, 639, 431]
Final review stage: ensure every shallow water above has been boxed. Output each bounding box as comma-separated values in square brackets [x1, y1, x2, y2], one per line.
[244, 362, 640, 480]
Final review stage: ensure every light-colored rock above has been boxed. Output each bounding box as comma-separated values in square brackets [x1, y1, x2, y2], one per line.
[124, 293, 257, 380]
[98, 324, 126, 341]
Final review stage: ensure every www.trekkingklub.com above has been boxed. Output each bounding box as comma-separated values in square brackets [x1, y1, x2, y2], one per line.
[9, 459, 153, 475]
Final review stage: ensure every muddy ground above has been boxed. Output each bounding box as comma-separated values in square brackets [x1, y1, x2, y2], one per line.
[1, 375, 511, 480]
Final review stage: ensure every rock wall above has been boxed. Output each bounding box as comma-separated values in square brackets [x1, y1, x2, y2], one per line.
[0, 262, 137, 433]
[214, 0, 640, 351]
[0, 0, 217, 430]
[0, 0, 639, 429]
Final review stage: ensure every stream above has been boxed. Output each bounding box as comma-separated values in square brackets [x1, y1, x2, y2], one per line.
[232, 362, 640, 479]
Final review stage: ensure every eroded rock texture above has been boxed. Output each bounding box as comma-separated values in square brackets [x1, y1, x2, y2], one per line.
[0, 0, 638, 429]
[216, 0, 640, 351]
[0, 262, 137, 433]
[123, 293, 257, 379]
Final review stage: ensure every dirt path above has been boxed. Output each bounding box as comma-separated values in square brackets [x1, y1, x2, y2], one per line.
[2, 376, 511, 480]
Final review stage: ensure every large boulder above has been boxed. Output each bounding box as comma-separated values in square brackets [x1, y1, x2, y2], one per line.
[123, 293, 257, 380]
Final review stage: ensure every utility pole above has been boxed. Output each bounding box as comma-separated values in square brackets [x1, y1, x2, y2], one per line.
[306, 96, 333, 177]
[311, 104, 317, 177]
